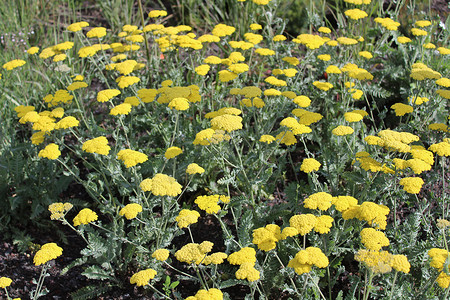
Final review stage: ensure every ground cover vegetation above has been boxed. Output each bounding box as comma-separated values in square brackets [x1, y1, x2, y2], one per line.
[0, 0, 450, 299]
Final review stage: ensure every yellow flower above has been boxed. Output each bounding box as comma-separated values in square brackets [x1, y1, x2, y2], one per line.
[300, 158, 321, 173]
[436, 77, 450, 87]
[399, 177, 424, 194]
[55, 116, 79, 129]
[337, 37, 358, 45]
[344, 112, 363, 122]
[0, 277, 12, 288]
[67, 21, 89, 32]
[360, 228, 390, 251]
[255, 48, 275, 56]
[186, 163, 205, 175]
[67, 81, 88, 91]
[397, 36, 412, 44]
[175, 242, 213, 264]
[168, 97, 190, 111]
[38, 143, 61, 160]
[273, 35, 286, 41]
[436, 272, 450, 288]
[259, 134, 275, 144]
[228, 247, 257, 265]
[48, 202, 73, 220]
[73, 208, 98, 226]
[195, 64, 210, 76]
[218, 70, 238, 82]
[391, 103, 413, 116]
[117, 76, 140, 89]
[332, 196, 358, 212]
[194, 195, 229, 214]
[289, 214, 317, 235]
[86, 27, 107, 38]
[152, 249, 170, 261]
[314, 215, 334, 234]
[358, 51, 373, 59]
[130, 269, 157, 286]
[318, 27, 331, 34]
[212, 24, 236, 37]
[325, 65, 342, 74]
[391, 254, 410, 273]
[236, 262, 260, 281]
[148, 10, 167, 18]
[415, 20, 432, 27]
[355, 249, 393, 274]
[82, 137, 110, 155]
[97, 89, 121, 102]
[252, 224, 281, 251]
[110, 103, 132, 116]
[203, 252, 228, 265]
[374, 17, 400, 30]
[345, 8, 368, 20]
[119, 203, 143, 220]
[411, 28, 427, 36]
[304, 192, 333, 211]
[282, 56, 300, 66]
[437, 219, 450, 230]
[313, 81, 333, 91]
[164, 146, 183, 159]
[27, 46, 40, 54]
[317, 54, 331, 61]
[140, 173, 182, 196]
[288, 247, 329, 275]
[211, 114, 243, 132]
[332, 125, 354, 136]
[3, 59, 26, 71]
[117, 149, 148, 168]
[33, 243, 63, 266]
[176, 209, 200, 228]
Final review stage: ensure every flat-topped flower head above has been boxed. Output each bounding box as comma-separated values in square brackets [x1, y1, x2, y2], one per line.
[186, 163, 205, 174]
[0, 277, 12, 288]
[119, 203, 143, 220]
[82, 137, 110, 155]
[73, 208, 98, 226]
[3, 59, 26, 71]
[130, 269, 157, 286]
[140, 173, 182, 196]
[86, 27, 106, 38]
[33, 242, 63, 266]
[176, 209, 200, 228]
[300, 158, 321, 173]
[38, 143, 61, 160]
[165, 146, 182, 159]
[117, 149, 148, 168]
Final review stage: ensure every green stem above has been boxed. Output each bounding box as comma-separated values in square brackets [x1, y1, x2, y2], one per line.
[388, 271, 398, 300]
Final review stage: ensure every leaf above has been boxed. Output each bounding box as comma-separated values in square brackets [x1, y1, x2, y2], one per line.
[70, 284, 113, 300]
[82, 265, 114, 281]
[237, 210, 253, 246]
[218, 279, 243, 289]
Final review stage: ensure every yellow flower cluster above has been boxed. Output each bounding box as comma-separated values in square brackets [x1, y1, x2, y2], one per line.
[117, 149, 148, 168]
[33, 242, 63, 266]
[186, 288, 223, 300]
[360, 228, 390, 250]
[288, 247, 329, 275]
[313, 81, 333, 91]
[3, 59, 26, 70]
[374, 17, 400, 30]
[399, 177, 424, 194]
[429, 141, 450, 156]
[176, 209, 200, 228]
[0, 277, 13, 288]
[175, 241, 213, 264]
[164, 146, 183, 159]
[345, 8, 368, 20]
[48, 202, 73, 220]
[140, 173, 182, 196]
[228, 247, 260, 281]
[82, 136, 111, 155]
[130, 268, 157, 286]
[252, 224, 281, 251]
[67, 21, 89, 32]
[152, 249, 170, 261]
[355, 250, 410, 274]
[391, 103, 413, 116]
[293, 34, 327, 49]
[289, 214, 334, 235]
[119, 203, 143, 219]
[332, 125, 354, 136]
[73, 208, 98, 226]
[429, 248, 450, 288]
[342, 201, 389, 230]
[303, 192, 333, 211]
[186, 163, 205, 174]
[194, 194, 229, 214]
[38, 143, 61, 160]
[410, 62, 441, 80]
[300, 158, 321, 173]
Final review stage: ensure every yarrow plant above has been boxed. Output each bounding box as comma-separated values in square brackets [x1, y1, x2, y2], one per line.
[1, 0, 449, 299]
